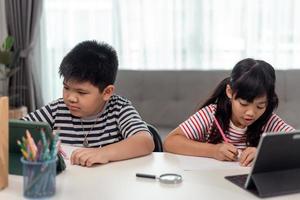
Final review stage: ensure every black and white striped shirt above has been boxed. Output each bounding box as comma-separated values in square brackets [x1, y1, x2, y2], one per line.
[23, 95, 150, 147]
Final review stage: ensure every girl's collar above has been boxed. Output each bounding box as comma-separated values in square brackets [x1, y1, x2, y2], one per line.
[229, 120, 247, 131]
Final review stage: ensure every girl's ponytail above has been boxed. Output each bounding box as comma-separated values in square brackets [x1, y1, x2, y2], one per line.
[200, 77, 230, 109]
[198, 77, 232, 144]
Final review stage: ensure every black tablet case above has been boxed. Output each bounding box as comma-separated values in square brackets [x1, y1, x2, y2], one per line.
[225, 132, 300, 198]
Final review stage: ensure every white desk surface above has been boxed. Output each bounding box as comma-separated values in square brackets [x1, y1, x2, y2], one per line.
[1, 150, 300, 200]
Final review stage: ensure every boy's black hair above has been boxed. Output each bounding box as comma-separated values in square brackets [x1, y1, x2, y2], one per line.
[59, 40, 118, 91]
[200, 58, 278, 147]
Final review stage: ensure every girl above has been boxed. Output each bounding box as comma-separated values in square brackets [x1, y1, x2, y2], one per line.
[163, 58, 294, 167]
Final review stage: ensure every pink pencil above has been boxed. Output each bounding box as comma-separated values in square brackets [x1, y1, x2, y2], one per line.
[214, 117, 229, 143]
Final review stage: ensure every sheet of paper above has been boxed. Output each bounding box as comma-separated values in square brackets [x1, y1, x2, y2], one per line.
[178, 155, 247, 171]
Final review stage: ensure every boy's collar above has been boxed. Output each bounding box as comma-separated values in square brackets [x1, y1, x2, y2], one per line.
[81, 101, 108, 120]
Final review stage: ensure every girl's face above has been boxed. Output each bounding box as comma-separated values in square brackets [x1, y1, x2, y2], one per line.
[63, 80, 114, 118]
[226, 85, 268, 129]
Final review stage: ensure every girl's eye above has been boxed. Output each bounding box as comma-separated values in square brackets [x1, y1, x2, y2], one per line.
[257, 105, 266, 109]
[63, 86, 69, 90]
[239, 101, 249, 106]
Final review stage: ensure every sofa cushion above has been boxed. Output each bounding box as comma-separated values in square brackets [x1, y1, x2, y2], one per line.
[115, 70, 300, 132]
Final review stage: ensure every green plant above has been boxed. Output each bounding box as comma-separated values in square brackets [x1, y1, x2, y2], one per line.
[2, 36, 14, 51]
[0, 36, 21, 106]
[0, 35, 20, 77]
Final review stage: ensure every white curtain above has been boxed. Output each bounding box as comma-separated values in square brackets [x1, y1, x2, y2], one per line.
[41, 0, 300, 102]
[0, 0, 7, 43]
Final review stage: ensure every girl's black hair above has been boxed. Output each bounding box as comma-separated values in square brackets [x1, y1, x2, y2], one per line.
[200, 58, 278, 147]
[59, 40, 118, 91]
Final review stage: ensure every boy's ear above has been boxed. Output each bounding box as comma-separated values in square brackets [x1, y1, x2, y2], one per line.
[102, 85, 115, 101]
[226, 84, 233, 99]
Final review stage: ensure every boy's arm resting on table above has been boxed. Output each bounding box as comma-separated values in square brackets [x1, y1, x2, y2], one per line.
[163, 127, 237, 161]
[70, 131, 154, 167]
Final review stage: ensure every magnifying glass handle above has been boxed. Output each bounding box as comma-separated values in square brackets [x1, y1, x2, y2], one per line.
[136, 173, 156, 179]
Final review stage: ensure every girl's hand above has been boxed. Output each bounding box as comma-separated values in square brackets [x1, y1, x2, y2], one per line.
[239, 147, 257, 167]
[213, 143, 238, 161]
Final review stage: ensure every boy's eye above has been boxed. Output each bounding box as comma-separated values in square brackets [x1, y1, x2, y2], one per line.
[63, 86, 69, 90]
[78, 91, 88, 95]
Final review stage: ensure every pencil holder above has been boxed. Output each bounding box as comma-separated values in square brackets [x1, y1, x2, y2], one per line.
[21, 157, 56, 198]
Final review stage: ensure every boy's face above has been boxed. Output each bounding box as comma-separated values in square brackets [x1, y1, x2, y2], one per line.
[63, 79, 114, 118]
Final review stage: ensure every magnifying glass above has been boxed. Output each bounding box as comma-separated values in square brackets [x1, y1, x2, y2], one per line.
[136, 173, 183, 184]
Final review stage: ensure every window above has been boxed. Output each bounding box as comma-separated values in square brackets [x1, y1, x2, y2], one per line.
[41, 0, 300, 102]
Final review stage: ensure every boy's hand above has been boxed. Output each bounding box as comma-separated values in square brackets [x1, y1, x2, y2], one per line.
[70, 148, 109, 167]
[213, 143, 238, 161]
[239, 147, 256, 167]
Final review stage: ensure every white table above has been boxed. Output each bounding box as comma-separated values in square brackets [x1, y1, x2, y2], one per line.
[1, 152, 299, 200]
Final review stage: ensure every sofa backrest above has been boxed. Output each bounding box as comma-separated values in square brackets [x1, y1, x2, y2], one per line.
[115, 70, 300, 130]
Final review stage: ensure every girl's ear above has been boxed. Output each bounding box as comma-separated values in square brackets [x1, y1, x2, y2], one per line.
[102, 85, 115, 101]
[226, 84, 233, 99]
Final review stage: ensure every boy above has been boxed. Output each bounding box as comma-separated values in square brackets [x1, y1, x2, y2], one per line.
[23, 40, 154, 167]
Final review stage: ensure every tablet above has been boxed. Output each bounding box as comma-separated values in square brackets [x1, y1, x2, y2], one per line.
[225, 131, 300, 197]
[9, 119, 52, 175]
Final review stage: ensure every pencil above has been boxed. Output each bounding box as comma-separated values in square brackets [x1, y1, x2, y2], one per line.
[17, 140, 26, 151]
[20, 149, 29, 159]
[26, 130, 38, 159]
[214, 117, 229, 143]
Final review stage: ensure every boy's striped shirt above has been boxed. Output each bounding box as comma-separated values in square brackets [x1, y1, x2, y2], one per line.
[180, 104, 295, 149]
[23, 95, 150, 147]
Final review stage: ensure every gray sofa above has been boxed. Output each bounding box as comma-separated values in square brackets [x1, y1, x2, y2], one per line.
[115, 70, 300, 138]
